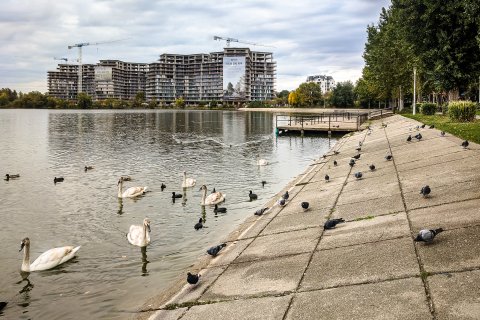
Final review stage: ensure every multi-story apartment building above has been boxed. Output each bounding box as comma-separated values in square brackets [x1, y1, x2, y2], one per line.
[306, 75, 335, 93]
[47, 48, 276, 104]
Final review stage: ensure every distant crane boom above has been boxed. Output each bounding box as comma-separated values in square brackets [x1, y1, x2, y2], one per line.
[54, 57, 69, 63]
[213, 36, 275, 48]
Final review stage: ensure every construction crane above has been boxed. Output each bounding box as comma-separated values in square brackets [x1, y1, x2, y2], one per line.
[213, 36, 275, 48]
[54, 57, 69, 63]
[67, 39, 126, 95]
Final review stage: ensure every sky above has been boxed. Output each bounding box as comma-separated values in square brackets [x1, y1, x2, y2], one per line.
[0, 0, 391, 93]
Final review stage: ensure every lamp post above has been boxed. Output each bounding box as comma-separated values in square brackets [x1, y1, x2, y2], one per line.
[413, 67, 417, 115]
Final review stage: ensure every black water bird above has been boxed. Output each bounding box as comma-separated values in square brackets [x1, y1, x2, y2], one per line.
[461, 140, 469, 149]
[172, 192, 182, 199]
[261, 180, 267, 187]
[207, 243, 227, 257]
[282, 191, 289, 200]
[249, 190, 258, 201]
[440, 131, 445, 136]
[415, 228, 444, 243]
[407, 135, 412, 142]
[54, 177, 64, 184]
[254, 207, 269, 216]
[214, 204, 227, 213]
[194, 218, 203, 230]
[5, 174, 20, 181]
[352, 154, 361, 160]
[187, 272, 201, 284]
[369, 164, 375, 171]
[420, 185, 431, 198]
[429, 124, 435, 129]
[301, 202, 310, 211]
[333, 160, 338, 166]
[354, 172, 363, 179]
[349, 159, 355, 167]
[415, 133, 422, 140]
[324, 218, 345, 230]
[325, 174, 330, 182]
[161, 183, 166, 191]
[385, 154, 393, 161]
[84, 166, 93, 172]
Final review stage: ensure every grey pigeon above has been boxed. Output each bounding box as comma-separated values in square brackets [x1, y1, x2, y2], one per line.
[324, 218, 345, 230]
[349, 159, 355, 167]
[440, 131, 445, 136]
[420, 185, 431, 198]
[282, 191, 289, 200]
[249, 190, 258, 201]
[194, 218, 203, 230]
[187, 272, 201, 284]
[358, 141, 363, 147]
[277, 198, 286, 206]
[301, 201, 309, 211]
[415, 228, 444, 243]
[333, 150, 340, 155]
[407, 135, 412, 142]
[369, 164, 375, 171]
[420, 124, 425, 128]
[385, 154, 393, 161]
[207, 243, 227, 257]
[354, 172, 363, 179]
[333, 160, 338, 166]
[414, 133, 422, 140]
[214, 204, 227, 213]
[254, 207, 269, 216]
[0, 301, 6, 311]
[461, 140, 469, 149]
[429, 124, 435, 129]
[352, 154, 361, 160]
[325, 174, 330, 182]
[356, 147, 361, 152]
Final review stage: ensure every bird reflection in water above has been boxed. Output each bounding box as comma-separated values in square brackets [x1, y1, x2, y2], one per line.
[16, 272, 34, 307]
[141, 246, 149, 276]
[181, 189, 187, 207]
[117, 198, 124, 215]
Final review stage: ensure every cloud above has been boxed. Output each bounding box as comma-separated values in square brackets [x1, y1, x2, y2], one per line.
[0, 0, 391, 93]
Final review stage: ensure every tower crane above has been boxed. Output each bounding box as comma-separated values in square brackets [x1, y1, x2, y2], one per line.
[213, 36, 275, 48]
[54, 57, 69, 63]
[67, 39, 126, 95]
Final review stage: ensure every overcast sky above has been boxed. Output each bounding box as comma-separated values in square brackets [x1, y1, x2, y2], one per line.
[0, 0, 391, 93]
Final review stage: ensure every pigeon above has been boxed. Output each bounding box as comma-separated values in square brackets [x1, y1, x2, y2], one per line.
[354, 172, 363, 179]
[0, 301, 6, 311]
[54, 177, 64, 184]
[333, 150, 340, 155]
[187, 272, 201, 284]
[324, 218, 345, 230]
[381, 123, 387, 128]
[84, 166, 94, 172]
[407, 135, 412, 142]
[385, 154, 393, 161]
[325, 174, 330, 182]
[194, 218, 203, 230]
[461, 140, 469, 149]
[333, 160, 338, 166]
[277, 198, 286, 207]
[440, 131, 445, 136]
[254, 207, 269, 216]
[429, 124, 435, 129]
[172, 192, 183, 199]
[261, 180, 267, 187]
[358, 141, 363, 147]
[420, 185, 431, 198]
[161, 183, 166, 191]
[415, 125, 420, 130]
[282, 191, 289, 200]
[301, 201, 310, 211]
[414, 133, 422, 140]
[249, 190, 258, 201]
[420, 124, 426, 128]
[349, 159, 355, 167]
[207, 243, 227, 257]
[355, 147, 361, 152]
[352, 154, 361, 160]
[214, 204, 227, 213]
[322, 154, 327, 159]
[369, 164, 375, 171]
[414, 228, 444, 243]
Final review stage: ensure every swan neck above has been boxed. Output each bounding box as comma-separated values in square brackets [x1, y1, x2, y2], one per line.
[22, 242, 30, 272]
[201, 188, 207, 205]
[143, 223, 148, 244]
[118, 180, 123, 197]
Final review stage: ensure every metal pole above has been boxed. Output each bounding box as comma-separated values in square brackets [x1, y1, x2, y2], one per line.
[413, 67, 417, 115]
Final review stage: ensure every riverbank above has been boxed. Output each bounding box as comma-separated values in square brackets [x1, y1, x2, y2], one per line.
[238, 107, 375, 113]
[137, 114, 480, 320]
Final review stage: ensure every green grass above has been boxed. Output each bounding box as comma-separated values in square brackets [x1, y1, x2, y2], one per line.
[354, 215, 375, 221]
[402, 114, 480, 144]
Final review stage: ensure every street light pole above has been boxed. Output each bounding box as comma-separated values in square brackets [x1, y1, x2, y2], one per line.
[413, 67, 417, 115]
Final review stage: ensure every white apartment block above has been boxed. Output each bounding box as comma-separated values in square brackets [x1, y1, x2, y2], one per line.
[306, 75, 335, 93]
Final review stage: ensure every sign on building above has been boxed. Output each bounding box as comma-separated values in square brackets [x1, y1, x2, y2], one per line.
[223, 56, 246, 100]
[95, 66, 113, 81]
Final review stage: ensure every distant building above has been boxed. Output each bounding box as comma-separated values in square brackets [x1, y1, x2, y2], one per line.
[47, 48, 276, 104]
[306, 75, 335, 93]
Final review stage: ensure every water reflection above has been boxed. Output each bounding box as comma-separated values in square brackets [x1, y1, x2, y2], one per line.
[117, 199, 124, 215]
[16, 275, 33, 308]
[141, 247, 149, 276]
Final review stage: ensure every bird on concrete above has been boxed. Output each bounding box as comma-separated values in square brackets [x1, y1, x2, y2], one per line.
[355, 147, 361, 152]
[282, 191, 289, 200]
[249, 190, 258, 201]
[324, 218, 345, 230]
[407, 135, 412, 142]
[187, 272, 201, 285]
[301, 201, 310, 211]
[0, 301, 7, 312]
[381, 123, 387, 128]
[369, 164, 376, 171]
[420, 185, 431, 198]
[414, 133, 422, 140]
[349, 159, 356, 167]
[254, 207, 269, 216]
[352, 154, 361, 160]
[358, 141, 363, 147]
[385, 154, 393, 161]
[207, 243, 227, 257]
[277, 198, 286, 207]
[461, 140, 469, 149]
[333, 160, 338, 166]
[261, 180, 267, 187]
[214, 204, 227, 213]
[172, 192, 183, 199]
[325, 174, 330, 182]
[420, 124, 426, 128]
[354, 172, 363, 180]
[429, 124, 435, 129]
[440, 131, 445, 136]
[54, 177, 64, 184]
[194, 218, 203, 230]
[415, 228, 444, 243]
[333, 150, 340, 155]
[161, 183, 166, 191]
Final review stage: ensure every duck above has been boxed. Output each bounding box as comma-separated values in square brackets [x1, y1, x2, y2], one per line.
[161, 183, 166, 191]
[194, 218, 203, 230]
[127, 218, 151, 247]
[214, 204, 227, 213]
[117, 177, 147, 198]
[199, 185, 225, 206]
[53, 177, 64, 184]
[172, 192, 183, 199]
[256, 155, 269, 166]
[249, 190, 258, 201]
[84, 166, 94, 172]
[182, 171, 196, 188]
[19, 237, 80, 272]
[5, 174, 20, 181]
[187, 272, 200, 285]
[261, 180, 267, 187]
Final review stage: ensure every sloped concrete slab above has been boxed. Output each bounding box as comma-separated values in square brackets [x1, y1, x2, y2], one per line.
[181, 295, 292, 320]
[208, 238, 255, 268]
[319, 212, 410, 250]
[261, 209, 328, 235]
[416, 226, 480, 273]
[300, 237, 418, 291]
[287, 278, 430, 320]
[274, 187, 338, 217]
[429, 270, 480, 320]
[337, 181, 401, 205]
[332, 193, 404, 220]
[201, 253, 310, 300]
[149, 308, 186, 320]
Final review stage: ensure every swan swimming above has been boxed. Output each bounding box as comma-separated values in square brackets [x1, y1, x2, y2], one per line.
[199, 185, 225, 206]
[182, 171, 196, 188]
[256, 155, 269, 166]
[19, 237, 80, 272]
[127, 218, 151, 247]
[117, 177, 147, 198]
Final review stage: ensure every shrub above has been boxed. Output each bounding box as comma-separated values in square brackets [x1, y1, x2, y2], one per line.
[421, 103, 437, 115]
[448, 101, 476, 122]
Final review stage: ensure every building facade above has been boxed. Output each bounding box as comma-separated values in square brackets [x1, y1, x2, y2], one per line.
[47, 48, 276, 104]
[306, 75, 335, 93]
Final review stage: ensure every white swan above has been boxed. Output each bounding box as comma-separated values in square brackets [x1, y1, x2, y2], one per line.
[117, 177, 147, 198]
[19, 237, 80, 272]
[127, 218, 151, 247]
[182, 171, 196, 188]
[200, 185, 226, 206]
[256, 155, 269, 166]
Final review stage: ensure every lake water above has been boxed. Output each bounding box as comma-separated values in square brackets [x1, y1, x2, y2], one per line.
[0, 109, 337, 319]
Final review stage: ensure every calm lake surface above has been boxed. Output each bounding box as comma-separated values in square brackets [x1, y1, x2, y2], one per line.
[0, 109, 337, 319]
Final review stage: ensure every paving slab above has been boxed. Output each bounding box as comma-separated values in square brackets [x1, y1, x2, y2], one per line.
[260, 209, 328, 235]
[409, 198, 480, 231]
[337, 181, 401, 205]
[274, 186, 339, 217]
[300, 237, 419, 291]
[332, 193, 404, 220]
[396, 150, 472, 172]
[342, 171, 399, 194]
[181, 295, 292, 320]
[287, 278, 431, 320]
[236, 228, 319, 263]
[319, 212, 410, 250]
[416, 226, 480, 273]
[429, 270, 480, 320]
[207, 238, 254, 268]
[201, 253, 310, 300]
[149, 308, 186, 320]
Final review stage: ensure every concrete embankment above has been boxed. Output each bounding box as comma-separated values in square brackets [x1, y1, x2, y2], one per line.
[138, 115, 480, 320]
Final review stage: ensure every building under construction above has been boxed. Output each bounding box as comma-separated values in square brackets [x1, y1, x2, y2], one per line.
[47, 48, 276, 104]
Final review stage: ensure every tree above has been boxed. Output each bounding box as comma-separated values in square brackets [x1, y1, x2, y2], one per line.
[77, 92, 93, 109]
[175, 97, 185, 108]
[295, 82, 323, 107]
[288, 91, 299, 106]
[330, 81, 355, 108]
